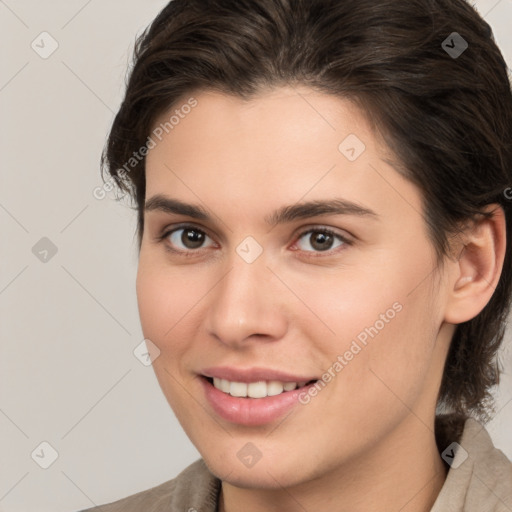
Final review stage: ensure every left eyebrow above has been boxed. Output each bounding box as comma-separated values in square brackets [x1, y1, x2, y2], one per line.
[144, 195, 378, 226]
[264, 198, 379, 227]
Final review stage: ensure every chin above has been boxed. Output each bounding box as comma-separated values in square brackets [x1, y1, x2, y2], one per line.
[200, 449, 314, 490]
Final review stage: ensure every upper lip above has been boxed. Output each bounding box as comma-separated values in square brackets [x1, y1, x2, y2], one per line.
[201, 366, 319, 383]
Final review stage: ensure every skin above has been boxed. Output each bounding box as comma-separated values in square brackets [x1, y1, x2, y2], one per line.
[137, 86, 506, 512]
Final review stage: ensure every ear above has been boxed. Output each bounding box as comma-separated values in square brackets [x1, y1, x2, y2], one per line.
[443, 204, 507, 324]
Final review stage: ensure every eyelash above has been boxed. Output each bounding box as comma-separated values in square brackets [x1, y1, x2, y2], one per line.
[156, 224, 353, 258]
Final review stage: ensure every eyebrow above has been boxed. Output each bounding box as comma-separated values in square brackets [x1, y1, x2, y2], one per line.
[144, 194, 378, 226]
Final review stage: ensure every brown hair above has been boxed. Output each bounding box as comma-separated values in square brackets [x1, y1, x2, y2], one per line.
[101, 0, 512, 446]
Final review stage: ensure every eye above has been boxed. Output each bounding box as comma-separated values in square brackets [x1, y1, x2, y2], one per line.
[293, 227, 350, 254]
[161, 225, 216, 253]
[158, 224, 351, 257]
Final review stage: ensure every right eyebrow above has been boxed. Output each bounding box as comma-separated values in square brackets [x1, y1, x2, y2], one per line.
[145, 195, 210, 220]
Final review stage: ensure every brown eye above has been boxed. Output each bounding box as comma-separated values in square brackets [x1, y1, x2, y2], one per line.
[164, 226, 215, 251]
[181, 228, 205, 249]
[295, 228, 349, 253]
[308, 232, 334, 251]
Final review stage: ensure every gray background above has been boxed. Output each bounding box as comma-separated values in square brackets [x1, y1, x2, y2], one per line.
[1, 1, 511, 511]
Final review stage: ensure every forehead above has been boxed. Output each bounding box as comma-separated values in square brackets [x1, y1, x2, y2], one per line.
[144, 86, 424, 225]
[148, 86, 373, 160]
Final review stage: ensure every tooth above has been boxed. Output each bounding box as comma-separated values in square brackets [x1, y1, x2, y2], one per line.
[247, 381, 267, 398]
[230, 381, 248, 397]
[220, 379, 231, 393]
[267, 381, 284, 396]
[283, 382, 298, 391]
[213, 378, 309, 397]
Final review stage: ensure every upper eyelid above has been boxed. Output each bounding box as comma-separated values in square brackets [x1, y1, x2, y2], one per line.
[160, 223, 216, 243]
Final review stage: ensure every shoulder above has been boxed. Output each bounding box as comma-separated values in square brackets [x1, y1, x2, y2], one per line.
[463, 419, 512, 509]
[432, 418, 512, 512]
[76, 458, 220, 512]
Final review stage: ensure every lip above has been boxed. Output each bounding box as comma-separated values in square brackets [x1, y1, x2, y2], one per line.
[199, 372, 319, 427]
[201, 366, 318, 383]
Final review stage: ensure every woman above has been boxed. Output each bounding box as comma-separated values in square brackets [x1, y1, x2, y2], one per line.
[81, 0, 512, 510]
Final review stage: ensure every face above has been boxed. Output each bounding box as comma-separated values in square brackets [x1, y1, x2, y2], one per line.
[137, 86, 453, 489]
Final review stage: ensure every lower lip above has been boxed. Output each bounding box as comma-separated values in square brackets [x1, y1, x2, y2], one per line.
[200, 377, 316, 426]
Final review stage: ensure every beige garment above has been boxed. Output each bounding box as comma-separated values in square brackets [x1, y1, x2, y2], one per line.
[430, 418, 512, 511]
[78, 418, 511, 512]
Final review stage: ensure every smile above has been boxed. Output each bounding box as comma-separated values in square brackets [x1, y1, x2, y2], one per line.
[200, 375, 320, 426]
[210, 377, 315, 398]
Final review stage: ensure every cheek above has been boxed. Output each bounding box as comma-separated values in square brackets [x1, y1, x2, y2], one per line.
[135, 255, 198, 358]
[305, 254, 441, 412]
[135, 258, 201, 417]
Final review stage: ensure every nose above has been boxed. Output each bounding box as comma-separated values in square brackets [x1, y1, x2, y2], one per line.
[204, 250, 288, 349]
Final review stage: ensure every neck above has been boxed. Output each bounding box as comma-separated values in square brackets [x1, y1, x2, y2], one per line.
[218, 416, 448, 512]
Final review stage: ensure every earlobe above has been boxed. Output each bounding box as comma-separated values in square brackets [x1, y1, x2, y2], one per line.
[444, 204, 506, 324]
